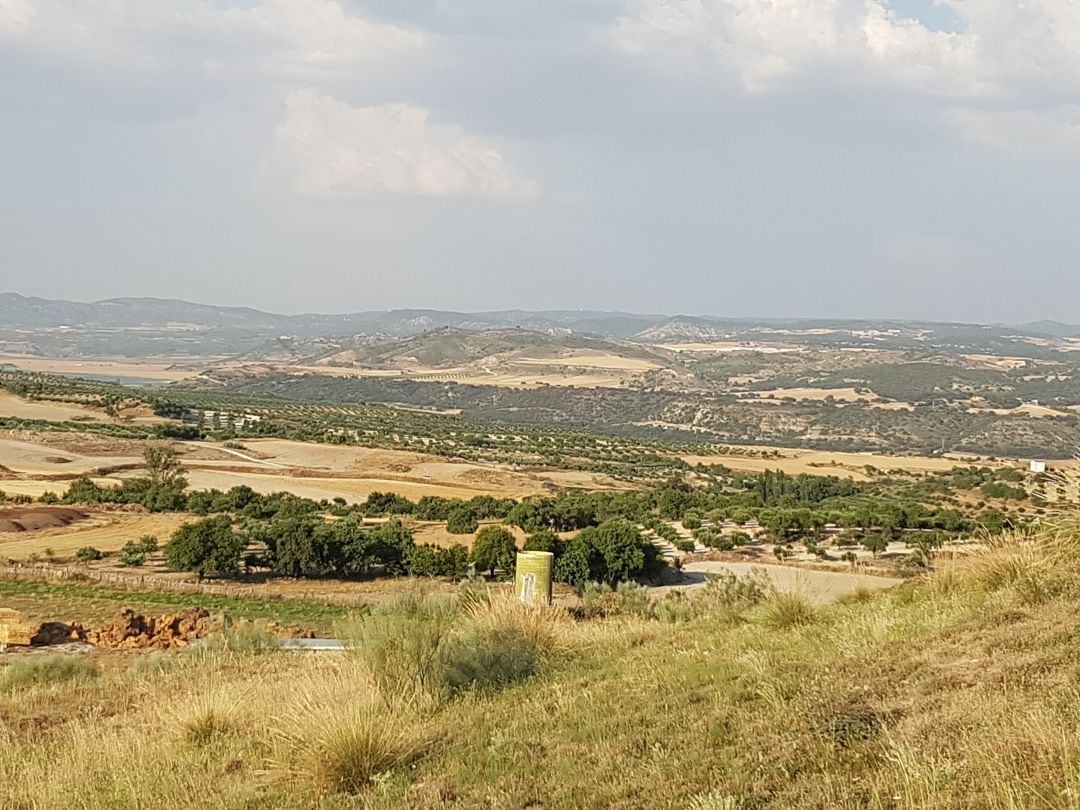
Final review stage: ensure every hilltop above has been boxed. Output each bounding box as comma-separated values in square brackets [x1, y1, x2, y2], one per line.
[4, 292, 1080, 357]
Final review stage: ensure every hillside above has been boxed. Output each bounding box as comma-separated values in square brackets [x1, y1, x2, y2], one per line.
[266, 328, 667, 368]
[4, 293, 1080, 356]
[2, 527, 1079, 807]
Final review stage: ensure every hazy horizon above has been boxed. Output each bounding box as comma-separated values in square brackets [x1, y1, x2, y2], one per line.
[4, 288, 1077, 328]
[3, 1, 1079, 323]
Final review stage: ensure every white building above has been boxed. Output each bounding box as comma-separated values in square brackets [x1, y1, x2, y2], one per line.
[1029, 460, 1047, 474]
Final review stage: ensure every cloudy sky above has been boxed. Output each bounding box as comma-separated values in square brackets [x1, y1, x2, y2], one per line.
[1, 0, 1078, 322]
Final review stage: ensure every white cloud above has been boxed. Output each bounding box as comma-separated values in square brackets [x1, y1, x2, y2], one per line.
[6, 0, 424, 81]
[612, 0, 979, 95]
[275, 91, 540, 200]
[0, 0, 33, 37]
[611, 0, 1080, 153]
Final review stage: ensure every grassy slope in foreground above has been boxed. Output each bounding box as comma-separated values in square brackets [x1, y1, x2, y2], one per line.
[3, 527, 1080, 808]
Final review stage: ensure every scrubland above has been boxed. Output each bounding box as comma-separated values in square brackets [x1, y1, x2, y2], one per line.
[3, 521, 1080, 809]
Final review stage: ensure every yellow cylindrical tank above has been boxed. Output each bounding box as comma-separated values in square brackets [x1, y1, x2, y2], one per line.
[514, 551, 554, 606]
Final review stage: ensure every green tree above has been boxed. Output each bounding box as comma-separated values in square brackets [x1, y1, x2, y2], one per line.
[267, 517, 341, 577]
[471, 525, 517, 578]
[143, 443, 186, 490]
[522, 528, 563, 558]
[164, 516, 246, 578]
[592, 519, 651, 587]
[446, 508, 479, 535]
[553, 535, 599, 589]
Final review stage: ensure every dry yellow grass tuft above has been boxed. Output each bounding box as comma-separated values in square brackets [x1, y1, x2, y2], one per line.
[266, 669, 430, 799]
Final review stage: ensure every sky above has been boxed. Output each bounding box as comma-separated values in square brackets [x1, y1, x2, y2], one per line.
[1, 0, 1078, 323]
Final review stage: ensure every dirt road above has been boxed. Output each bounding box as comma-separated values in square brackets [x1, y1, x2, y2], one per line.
[669, 561, 901, 604]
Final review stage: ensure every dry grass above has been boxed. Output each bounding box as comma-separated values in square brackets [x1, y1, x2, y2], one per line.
[267, 670, 429, 799]
[679, 448, 989, 480]
[0, 511, 192, 559]
[4, 521, 1080, 807]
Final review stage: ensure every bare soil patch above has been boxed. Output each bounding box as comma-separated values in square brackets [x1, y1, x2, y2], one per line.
[0, 507, 89, 534]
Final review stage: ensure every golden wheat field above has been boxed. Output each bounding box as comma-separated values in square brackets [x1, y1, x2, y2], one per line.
[0, 511, 192, 559]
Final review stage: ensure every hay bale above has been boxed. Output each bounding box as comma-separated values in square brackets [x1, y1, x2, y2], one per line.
[0, 609, 34, 647]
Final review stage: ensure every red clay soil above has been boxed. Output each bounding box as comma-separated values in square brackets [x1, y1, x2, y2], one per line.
[0, 507, 89, 533]
[20, 608, 215, 650]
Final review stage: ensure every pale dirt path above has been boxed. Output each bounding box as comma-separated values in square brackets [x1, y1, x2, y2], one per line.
[207, 446, 289, 469]
[664, 561, 902, 605]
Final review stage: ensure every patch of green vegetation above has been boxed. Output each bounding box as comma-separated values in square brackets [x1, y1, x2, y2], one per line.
[0, 579, 349, 631]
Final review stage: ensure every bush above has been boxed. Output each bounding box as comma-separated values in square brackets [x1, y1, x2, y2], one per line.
[764, 593, 816, 629]
[682, 511, 703, 530]
[118, 535, 158, 567]
[438, 624, 539, 695]
[581, 581, 653, 619]
[75, 546, 104, 563]
[694, 571, 769, 617]
[556, 519, 666, 589]
[408, 543, 469, 578]
[165, 516, 246, 577]
[0, 656, 101, 693]
[191, 624, 279, 658]
[655, 590, 694, 623]
[342, 592, 454, 702]
[523, 528, 563, 557]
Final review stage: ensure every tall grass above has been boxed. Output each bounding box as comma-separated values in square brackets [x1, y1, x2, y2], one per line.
[0, 655, 101, 693]
[933, 521, 1080, 605]
[763, 592, 816, 629]
[267, 671, 429, 799]
[339, 590, 455, 705]
[4, 519, 1080, 807]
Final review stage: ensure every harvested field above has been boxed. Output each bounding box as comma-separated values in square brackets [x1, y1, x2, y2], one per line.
[0, 511, 191, 559]
[680, 448, 993, 480]
[0, 391, 164, 425]
[758, 386, 877, 402]
[512, 350, 662, 370]
[184, 439, 623, 499]
[410, 520, 528, 549]
[271, 364, 636, 388]
[0, 391, 113, 423]
[968, 402, 1067, 419]
[182, 469, 522, 503]
[0, 354, 202, 382]
[0, 435, 135, 475]
[0, 431, 622, 502]
[656, 341, 799, 353]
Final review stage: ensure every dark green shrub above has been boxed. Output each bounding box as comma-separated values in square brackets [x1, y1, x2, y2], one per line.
[438, 625, 538, 695]
[75, 546, 104, 563]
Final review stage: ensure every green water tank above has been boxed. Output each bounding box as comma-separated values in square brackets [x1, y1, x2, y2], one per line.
[514, 551, 554, 606]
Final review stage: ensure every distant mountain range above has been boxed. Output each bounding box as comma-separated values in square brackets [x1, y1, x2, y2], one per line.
[4, 292, 1079, 337]
[1, 293, 1079, 357]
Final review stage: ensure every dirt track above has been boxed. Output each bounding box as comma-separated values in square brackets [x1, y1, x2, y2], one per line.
[669, 561, 901, 604]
